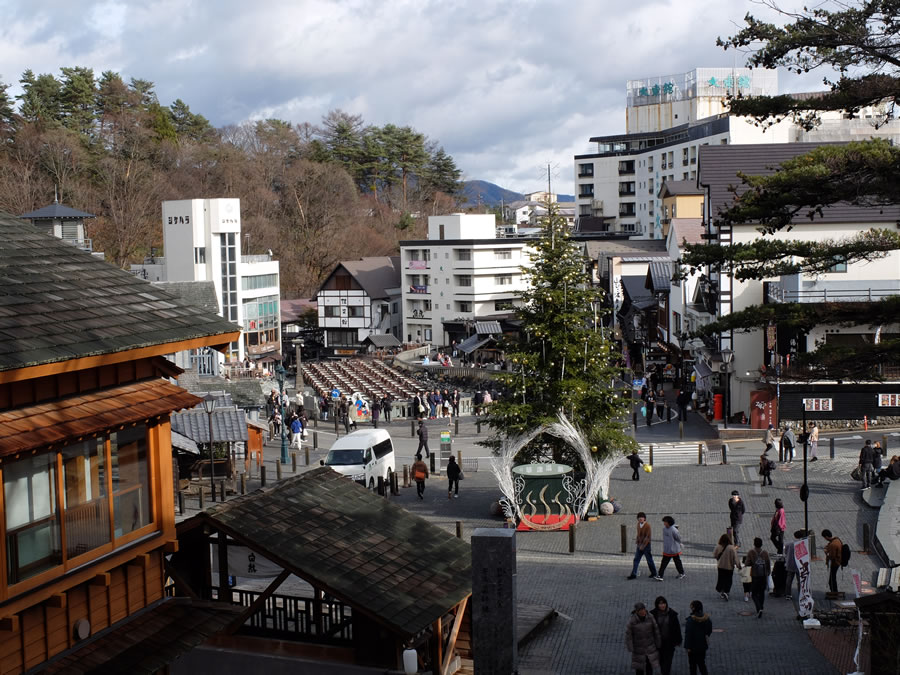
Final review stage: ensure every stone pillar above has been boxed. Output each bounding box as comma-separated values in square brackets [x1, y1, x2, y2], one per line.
[471, 528, 517, 675]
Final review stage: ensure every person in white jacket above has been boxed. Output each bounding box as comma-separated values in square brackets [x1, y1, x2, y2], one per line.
[657, 516, 685, 580]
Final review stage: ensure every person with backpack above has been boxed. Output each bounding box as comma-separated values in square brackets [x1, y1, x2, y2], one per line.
[781, 423, 796, 463]
[629, 450, 644, 481]
[822, 529, 845, 593]
[683, 600, 712, 675]
[759, 448, 774, 486]
[743, 537, 771, 618]
[712, 532, 741, 601]
[650, 596, 682, 675]
[657, 516, 685, 580]
[770, 498, 786, 555]
[411, 453, 429, 499]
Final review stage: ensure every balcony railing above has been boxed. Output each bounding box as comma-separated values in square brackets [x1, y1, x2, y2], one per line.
[578, 169, 594, 178]
[242, 254, 273, 263]
[765, 283, 900, 304]
[619, 188, 636, 196]
[407, 260, 429, 270]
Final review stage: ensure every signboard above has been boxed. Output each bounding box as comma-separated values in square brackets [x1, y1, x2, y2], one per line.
[331, 388, 340, 399]
[248, 343, 278, 356]
[794, 537, 814, 618]
[408, 260, 428, 270]
[802, 398, 832, 412]
[878, 393, 900, 407]
[440, 430, 451, 444]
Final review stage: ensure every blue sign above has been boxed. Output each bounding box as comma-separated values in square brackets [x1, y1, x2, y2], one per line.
[331, 388, 340, 399]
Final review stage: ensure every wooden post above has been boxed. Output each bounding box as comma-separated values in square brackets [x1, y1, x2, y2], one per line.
[830, 437, 836, 459]
[456, 521, 463, 539]
[177, 491, 184, 515]
[240, 473, 246, 495]
[276, 459, 282, 480]
[457, 449, 462, 465]
[313, 430, 319, 449]
[305, 446, 310, 466]
[698, 443, 704, 465]
[198, 488, 205, 510]
[476, 420, 482, 434]
[679, 420, 684, 440]
[620, 524, 627, 553]
[260, 466, 267, 487]
[411, 419, 415, 437]
[391, 471, 399, 495]
[455, 418, 459, 435]
[219, 481, 226, 502]
[377, 476, 385, 497]
[217, 533, 231, 603]
[430, 453, 436, 474]
[403, 464, 410, 488]
[569, 522, 576, 553]
[649, 444, 654, 466]
[291, 452, 297, 473]
[334, 414, 339, 436]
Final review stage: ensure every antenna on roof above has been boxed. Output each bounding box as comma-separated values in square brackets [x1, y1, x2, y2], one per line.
[53, 185, 59, 204]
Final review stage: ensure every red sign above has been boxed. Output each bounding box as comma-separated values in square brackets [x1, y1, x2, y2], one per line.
[750, 389, 778, 430]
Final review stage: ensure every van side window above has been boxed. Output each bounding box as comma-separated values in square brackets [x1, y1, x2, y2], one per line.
[373, 439, 393, 459]
[364, 448, 373, 464]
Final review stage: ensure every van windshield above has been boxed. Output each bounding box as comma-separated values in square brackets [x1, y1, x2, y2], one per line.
[325, 449, 365, 466]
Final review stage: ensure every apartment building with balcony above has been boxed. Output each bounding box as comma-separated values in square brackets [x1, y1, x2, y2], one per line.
[400, 214, 533, 346]
[314, 256, 401, 355]
[693, 143, 900, 425]
[574, 67, 900, 240]
[131, 199, 281, 367]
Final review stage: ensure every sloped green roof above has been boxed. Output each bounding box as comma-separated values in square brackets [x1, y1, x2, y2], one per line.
[196, 467, 472, 638]
[0, 212, 240, 372]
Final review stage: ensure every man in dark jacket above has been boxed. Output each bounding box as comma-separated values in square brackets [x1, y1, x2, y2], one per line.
[683, 600, 712, 675]
[650, 596, 681, 675]
[727, 490, 745, 547]
[417, 420, 430, 458]
[629, 450, 644, 481]
[859, 440, 876, 488]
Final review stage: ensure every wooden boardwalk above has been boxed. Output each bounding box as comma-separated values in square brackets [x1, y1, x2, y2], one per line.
[458, 603, 557, 674]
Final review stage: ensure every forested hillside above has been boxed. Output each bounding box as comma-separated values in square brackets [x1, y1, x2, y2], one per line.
[0, 68, 462, 296]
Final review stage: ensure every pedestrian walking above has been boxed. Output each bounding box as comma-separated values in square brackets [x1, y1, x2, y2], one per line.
[410, 453, 429, 499]
[381, 394, 392, 423]
[759, 448, 774, 486]
[858, 439, 876, 488]
[823, 529, 843, 593]
[712, 533, 741, 601]
[339, 397, 350, 434]
[446, 455, 461, 499]
[650, 596, 682, 675]
[763, 423, 775, 451]
[808, 423, 819, 461]
[656, 388, 666, 421]
[783, 529, 805, 601]
[624, 602, 661, 675]
[676, 388, 691, 421]
[370, 396, 380, 426]
[727, 490, 745, 547]
[627, 512, 659, 580]
[744, 537, 771, 618]
[451, 389, 460, 418]
[782, 423, 796, 463]
[683, 600, 712, 675]
[770, 498, 786, 554]
[629, 450, 644, 481]
[658, 516, 685, 580]
[290, 415, 302, 449]
[416, 420, 430, 458]
[645, 390, 656, 426]
[740, 563, 752, 602]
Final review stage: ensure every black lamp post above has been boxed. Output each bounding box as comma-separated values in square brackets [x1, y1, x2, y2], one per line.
[721, 349, 734, 429]
[677, 332, 688, 387]
[275, 364, 289, 465]
[800, 400, 810, 534]
[202, 393, 217, 502]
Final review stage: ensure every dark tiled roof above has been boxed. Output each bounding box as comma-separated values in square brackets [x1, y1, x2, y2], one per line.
[0, 213, 240, 372]
[41, 598, 240, 674]
[647, 261, 672, 293]
[620, 275, 656, 311]
[362, 333, 401, 347]
[171, 430, 199, 453]
[659, 179, 704, 198]
[185, 379, 265, 409]
[170, 407, 249, 443]
[195, 468, 472, 638]
[0, 379, 201, 457]
[318, 256, 401, 300]
[152, 281, 220, 316]
[457, 334, 494, 354]
[475, 321, 502, 335]
[20, 202, 95, 220]
[698, 143, 900, 224]
[584, 239, 668, 259]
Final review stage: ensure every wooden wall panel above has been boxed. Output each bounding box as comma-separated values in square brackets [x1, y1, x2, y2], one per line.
[126, 566, 143, 615]
[146, 552, 163, 603]
[87, 584, 108, 634]
[108, 568, 128, 624]
[45, 605, 68, 659]
[21, 606, 46, 671]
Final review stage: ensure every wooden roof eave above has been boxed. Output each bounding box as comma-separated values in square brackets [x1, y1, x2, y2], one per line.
[0, 331, 241, 385]
[179, 512, 469, 641]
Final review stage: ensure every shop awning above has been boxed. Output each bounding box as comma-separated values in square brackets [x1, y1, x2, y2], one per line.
[693, 361, 713, 379]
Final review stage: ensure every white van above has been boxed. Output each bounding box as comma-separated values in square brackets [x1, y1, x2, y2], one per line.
[324, 429, 395, 490]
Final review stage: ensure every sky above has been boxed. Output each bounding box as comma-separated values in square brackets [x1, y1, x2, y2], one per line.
[0, 0, 827, 194]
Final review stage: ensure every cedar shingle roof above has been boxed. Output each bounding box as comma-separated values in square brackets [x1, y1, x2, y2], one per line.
[0, 212, 240, 373]
[698, 143, 900, 224]
[41, 598, 240, 674]
[194, 467, 472, 638]
[647, 261, 672, 293]
[0, 379, 201, 457]
[152, 281, 220, 316]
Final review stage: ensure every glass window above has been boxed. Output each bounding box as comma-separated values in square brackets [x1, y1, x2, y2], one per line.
[827, 257, 848, 273]
[456, 275, 472, 287]
[495, 249, 512, 260]
[455, 249, 471, 261]
[62, 439, 110, 559]
[323, 305, 340, 317]
[348, 306, 365, 318]
[111, 426, 152, 538]
[495, 300, 515, 312]
[495, 274, 513, 286]
[194, 247, 206, 264]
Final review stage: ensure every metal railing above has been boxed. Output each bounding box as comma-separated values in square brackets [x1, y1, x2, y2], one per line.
[766, 284, 900, 304]
[241, 254, 273, 263]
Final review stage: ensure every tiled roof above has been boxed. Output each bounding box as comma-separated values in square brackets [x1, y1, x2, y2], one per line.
[184, 379, 265, 410]
[362, 334, 401, 347]
[584, 239, 668, 259]
[669, 219, 705, 247]
[41, 598, 240, 674]
[170, 430, 199, 454]
[647, 261, 672, 293]
[619, 275, 656, 311]
[475, 321, 502, 335]
[195, 468, 472, 637]
[0, 379, 201, 457]
[152, 281, 220, 316]
[0, 212, 241, 373]
[318, 256, 402, 300]
[698, 143, 900, 224]
[659, 179, 704, 198]
[20, 202, 95, 220]
[170, 407, 249, 443]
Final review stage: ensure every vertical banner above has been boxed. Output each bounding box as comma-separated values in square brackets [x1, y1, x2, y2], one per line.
[793, 537, 814, 618]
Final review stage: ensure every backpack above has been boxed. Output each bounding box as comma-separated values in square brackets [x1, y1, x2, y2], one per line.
[841, 543, 851, 568]
[767, 459, 776, 472]
[752, 552, 767, 577]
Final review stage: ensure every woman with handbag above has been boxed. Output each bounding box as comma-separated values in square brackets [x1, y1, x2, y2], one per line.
[712, 533, 741, 601]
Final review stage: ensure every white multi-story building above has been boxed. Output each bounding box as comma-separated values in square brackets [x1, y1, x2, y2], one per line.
[575, 67, 900, 240]
[400, 214, 534, 346]
[131, 198, 281, 364]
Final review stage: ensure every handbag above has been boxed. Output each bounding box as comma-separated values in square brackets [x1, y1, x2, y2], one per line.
[850, 466, 861, 481]
[458, 471, 465, 481]
[740, 566, 752, 584]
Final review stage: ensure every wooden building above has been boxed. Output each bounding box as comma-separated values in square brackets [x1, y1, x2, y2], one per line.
[0, 212, 241, 673]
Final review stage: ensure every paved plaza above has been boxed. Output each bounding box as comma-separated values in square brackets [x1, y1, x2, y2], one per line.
[241, 409, 890, 674]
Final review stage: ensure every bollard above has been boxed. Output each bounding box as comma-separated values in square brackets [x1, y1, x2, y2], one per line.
[569, 522, 577, 553]
[334, 415, 339, 436]
[620, 524, 627, 553]
[698, 443, 704, 465]
[198, 489, 205, 509]
[457, 450, 462, 466]
[649, 444, 654, 466]
[430, 453, 436, 474]
[411, 419, 416, 438]
[863, 523, 871, 553]
[830, 437, 836, 459]
[809, 532, 817, 559]
[377, 476, 385, 497]
[305, 446, 310, 466]
[391, 471, 399, 495]
[178, 491, 184, 515]
[666, 404, 672, 423]
[313, 431, 319, 449]
[679, 420, 684, 441]
[313, 415, 318, 429]
[291, 452, 297, 473]
[456, 521, 463, 539]
[722, 443, 728, 465]
[260, 466, 267, 487]
[476, 420, 482, 435]
[276, 459, 282, 480]
[403, 464, 410, 488]
[455, 418, 459, 435]
[633, 411, 638, 430]
[883, 434, 889, 453]
[240, 473, 246, 495]
[219, 481, 227, 502]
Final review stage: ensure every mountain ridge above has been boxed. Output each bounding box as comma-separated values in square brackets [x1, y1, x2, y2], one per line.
[461, 180, 574, 207]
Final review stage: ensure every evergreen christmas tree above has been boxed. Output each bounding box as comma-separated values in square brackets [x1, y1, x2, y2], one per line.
[484, 202, 638, 469]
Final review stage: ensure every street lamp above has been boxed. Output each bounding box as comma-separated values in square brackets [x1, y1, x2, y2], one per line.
[720, 349, 734, 429]
[275, 363, 290, 465]
[801, 399, 810, 534]
[202, 393, 217, 503]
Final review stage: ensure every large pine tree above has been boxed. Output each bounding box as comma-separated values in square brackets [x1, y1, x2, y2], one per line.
[484, 203, 637, 468]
